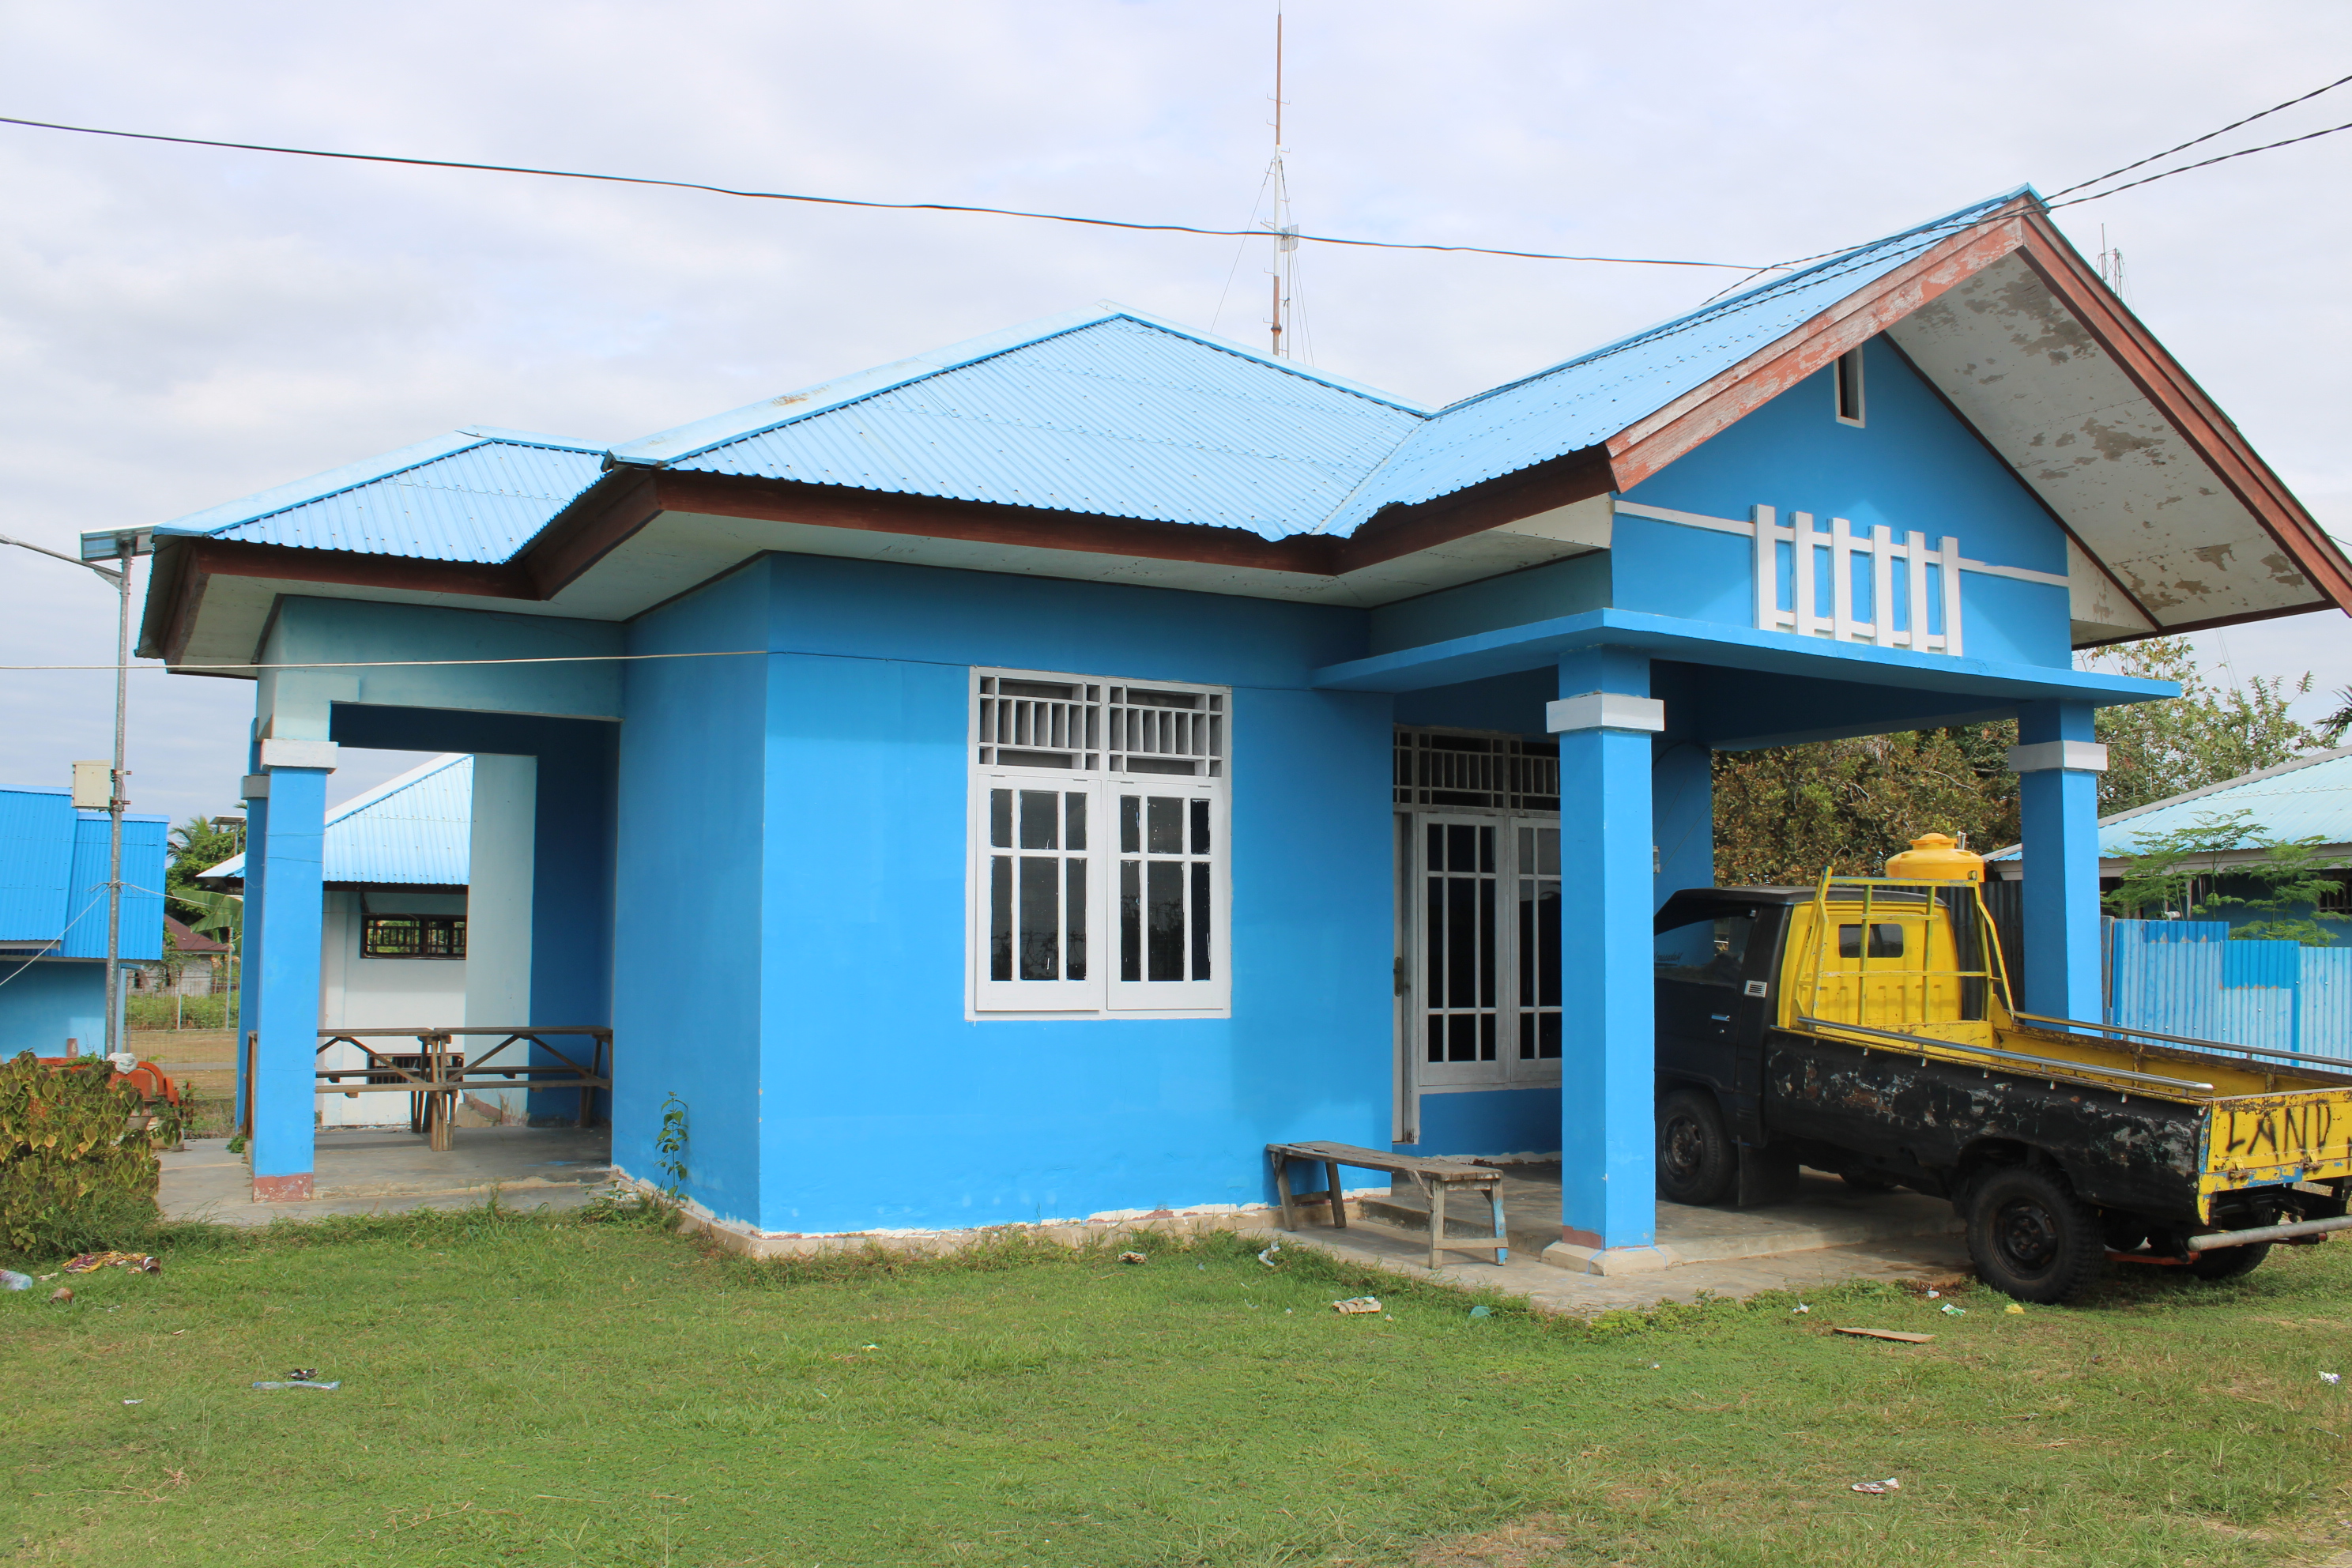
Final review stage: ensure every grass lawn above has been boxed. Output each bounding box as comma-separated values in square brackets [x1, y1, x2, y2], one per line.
[6, 1207, 2352, 1567]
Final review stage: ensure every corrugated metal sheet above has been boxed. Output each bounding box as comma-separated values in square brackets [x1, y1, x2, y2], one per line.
[0, 787, 73, 942]
[2094, 752, 2352, 858]
[57, 814, 166, 961]
[2109, 920, 2352, 1062]
[1321, 191, 2026, 533]
[205, 755, 470, 888]
[665, 315, 1424, 541]
[159, 431, 604, 565]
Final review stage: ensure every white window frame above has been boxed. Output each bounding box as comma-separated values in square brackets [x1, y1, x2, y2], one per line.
[968, 667, 1231, 1020]
[1833, 346, 1866, 427]
[1406, 808, 1565, 1092]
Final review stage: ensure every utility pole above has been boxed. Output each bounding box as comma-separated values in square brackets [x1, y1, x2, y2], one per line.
[1265, 6, 1299, 358]
[0, 526, 152, 1059]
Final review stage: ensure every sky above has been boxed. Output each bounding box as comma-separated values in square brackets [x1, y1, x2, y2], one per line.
[2, 0, 2348, 827]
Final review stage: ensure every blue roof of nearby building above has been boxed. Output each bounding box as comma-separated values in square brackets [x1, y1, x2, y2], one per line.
[1987, 748, 2352, 861]
[0, 786, 168, 959]
[156, 428, 606, 564]
[143, 192, 2032, 556]
[205, 754, 470, 887]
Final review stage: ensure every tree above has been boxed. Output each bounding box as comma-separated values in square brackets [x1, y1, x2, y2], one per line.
[2082, 638, 2316, 814]
[1713, 637, 2317, 885]
[164, 816, 243, 931]
[2320, 686, 2352, 747]
[2101, 807, 2346, 946]
[1712, 723, 2020, 885]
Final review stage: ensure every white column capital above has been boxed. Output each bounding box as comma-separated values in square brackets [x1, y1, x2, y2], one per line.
[258, 738, 340, 771]
[1547, 692, 1665, 734]
[2007, 740, 2106, 775]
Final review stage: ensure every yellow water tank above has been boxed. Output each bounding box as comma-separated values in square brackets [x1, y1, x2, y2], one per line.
[1884, 832, 1983, 883]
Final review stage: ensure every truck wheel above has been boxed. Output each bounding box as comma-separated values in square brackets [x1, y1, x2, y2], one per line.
[2185, 1242, 2271, 1281]
[1966, 1166, 2105, 1304]
[1657, 1090, 1735, 1206]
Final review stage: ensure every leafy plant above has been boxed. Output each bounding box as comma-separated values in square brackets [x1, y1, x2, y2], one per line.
[2082, 638, 2318, 815]
[654, 1093, 689, 1220]
[2102, 808, 2346, 945]
[0, 1050, 180, 1261]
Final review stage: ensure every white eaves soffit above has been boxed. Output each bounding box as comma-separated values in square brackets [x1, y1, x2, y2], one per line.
[163, 496, 1619, 671]
[1887, 252, 2317, 641]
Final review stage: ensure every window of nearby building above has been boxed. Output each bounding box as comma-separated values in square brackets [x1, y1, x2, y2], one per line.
[362, 914, 467, 959]
[1834, 346, 1866, 426]
[972, 669, 1229, 1016]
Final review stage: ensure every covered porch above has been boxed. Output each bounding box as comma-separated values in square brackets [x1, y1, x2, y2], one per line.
[1321, 602, 2164, 1275]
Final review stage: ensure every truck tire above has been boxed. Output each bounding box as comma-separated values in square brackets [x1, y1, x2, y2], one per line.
[1966, 1165, 2106, 1304]
[1657, 1089, 1735, 1206]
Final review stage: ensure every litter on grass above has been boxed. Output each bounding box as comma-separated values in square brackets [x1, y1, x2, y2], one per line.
[1925, 1289, 1940, 1298]
[1117, 1251, 1148, 1265]
[1790, 1303, 1811, 1314]
[0, 1269, 29, 1291]
[2004, 1303, 2026, 1315]
[286, 1368, 320, 1381]
[1257, 1244, 1281, 1268]
[1468, 1305, 1494, 1318]
[48, 1287, 72, 1304]
[122, 1399, 141, 1405]
[1834, 1327, 1933, 1344]
[1332, 1296, 1382, 1314]
[1940, 1302, 1966, 1316]
[253, 1381, 340, 1391]
[64, 1252, 160, 1276]
[1851, 1477, 1902, 1495]
[2324, 1372, 2343, 1386]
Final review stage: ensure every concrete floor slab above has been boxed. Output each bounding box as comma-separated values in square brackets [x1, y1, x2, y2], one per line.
[1305, 1163, 1972, 1313]
[161, 1128, 612, 1226]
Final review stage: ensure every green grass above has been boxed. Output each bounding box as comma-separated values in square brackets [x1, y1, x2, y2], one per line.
[6, 1207, 2352, 1567]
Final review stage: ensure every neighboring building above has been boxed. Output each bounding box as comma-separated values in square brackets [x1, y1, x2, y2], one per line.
[127, 915, 232, 996]
[120, 189, 2352, 1269]
[1989, 746, 2352, 940]
[0, 784, 167, 1056]
[202, 754, 472, 1125]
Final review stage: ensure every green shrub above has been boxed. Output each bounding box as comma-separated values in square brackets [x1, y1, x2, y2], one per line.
[0, 1050, 178, 1262]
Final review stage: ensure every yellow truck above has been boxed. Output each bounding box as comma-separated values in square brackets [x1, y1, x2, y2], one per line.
[1652, 835, 2352, 1302]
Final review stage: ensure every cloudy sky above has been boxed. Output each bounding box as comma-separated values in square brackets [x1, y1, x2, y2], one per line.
[2, 0, 2348, 826]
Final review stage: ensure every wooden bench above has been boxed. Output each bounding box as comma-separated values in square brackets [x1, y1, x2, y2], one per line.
[1266, 1140, 1510, 1268]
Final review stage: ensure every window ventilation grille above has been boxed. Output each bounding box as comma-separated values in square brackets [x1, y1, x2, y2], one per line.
[1393, 729, 1558, 812]
[978, 675, 1224, 777]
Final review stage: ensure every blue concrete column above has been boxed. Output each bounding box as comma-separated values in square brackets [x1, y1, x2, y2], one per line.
[1543, 646, 1671, 1276]
[1651, 740, 1714, 912]
[250, 745, 333, 1200]
[233, 731, 265, 1135]
[2012, 700, 2105, 1022]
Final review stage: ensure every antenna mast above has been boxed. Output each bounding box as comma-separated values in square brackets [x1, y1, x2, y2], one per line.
[1266, 6, 1298, 357]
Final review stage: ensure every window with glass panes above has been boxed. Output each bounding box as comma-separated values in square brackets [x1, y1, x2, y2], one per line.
[971, 669, 1228, 1015]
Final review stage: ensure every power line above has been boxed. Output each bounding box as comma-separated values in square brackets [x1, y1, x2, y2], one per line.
[0, 113, 1764, 271]
[2043, 70, 2352, 201]
[0, 649, 770, 672]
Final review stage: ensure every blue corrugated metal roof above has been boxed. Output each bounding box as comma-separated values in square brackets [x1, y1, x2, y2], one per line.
[205, 754, 470, 887]
[124, 191, 2035, 559]
[634, 313, 1427, 541]
[1321, 190, 2030, 533]
[1986, 747, 2352, 861]
[0, 786, 167, 956]
[154, 428, 605, 564]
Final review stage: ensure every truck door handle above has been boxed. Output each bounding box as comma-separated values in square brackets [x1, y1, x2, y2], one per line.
[1709, 1013, 1732, 1023]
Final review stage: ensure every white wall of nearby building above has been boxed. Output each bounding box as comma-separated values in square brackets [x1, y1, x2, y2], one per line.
[317, 889, 469, 1127]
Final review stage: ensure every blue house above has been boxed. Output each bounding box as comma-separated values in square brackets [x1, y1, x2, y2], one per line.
[118, 190, 2352, 1272]
[0, 785, 167, 1057]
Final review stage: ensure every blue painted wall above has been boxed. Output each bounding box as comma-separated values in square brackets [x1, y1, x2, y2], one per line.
[1617, 337, 2072, 667]
[614, 567, 773, 1224]
[616, 552, 1396, 1235]
[0, 959, 106, 1057]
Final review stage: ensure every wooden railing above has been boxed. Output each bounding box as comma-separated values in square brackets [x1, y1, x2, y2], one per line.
[312, 1027, 612, 1151]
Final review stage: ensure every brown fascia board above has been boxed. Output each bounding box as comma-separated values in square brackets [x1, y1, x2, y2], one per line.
[2007, 209, 2352, 616]
[152, 450, 1622, 662]
[1604, 207, 2038, 490]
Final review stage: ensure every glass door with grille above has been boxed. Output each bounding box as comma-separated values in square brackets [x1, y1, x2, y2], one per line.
[1412, 814, 1562, 1089]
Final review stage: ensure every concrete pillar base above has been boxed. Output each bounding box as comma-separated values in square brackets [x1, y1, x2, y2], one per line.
[1541, 1239, 1680, 1276]
[252, 1172, 315, 1203]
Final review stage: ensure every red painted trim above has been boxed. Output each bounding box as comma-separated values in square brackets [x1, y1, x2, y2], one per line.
[1559, 1224, 1603, 1249]
[251, 1172, 315, 1203]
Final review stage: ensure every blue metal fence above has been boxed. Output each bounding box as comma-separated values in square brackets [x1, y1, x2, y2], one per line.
[2109, 920, 2352, 1061]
